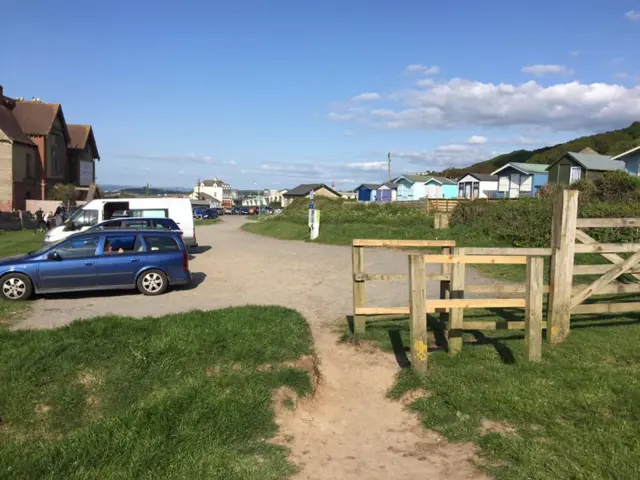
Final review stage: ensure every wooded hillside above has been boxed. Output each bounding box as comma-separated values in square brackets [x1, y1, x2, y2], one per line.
[439, 121, 640, 178]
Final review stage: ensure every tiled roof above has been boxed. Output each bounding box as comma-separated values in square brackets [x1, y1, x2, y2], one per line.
[0, 105, 35, 146]
[13, 101, 63, 136]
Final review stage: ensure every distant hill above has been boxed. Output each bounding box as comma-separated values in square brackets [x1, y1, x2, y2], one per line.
[437, 121, 640, 178]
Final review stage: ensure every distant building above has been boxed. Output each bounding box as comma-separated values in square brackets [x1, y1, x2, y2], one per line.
[546, 150, 625, 185]
[457, 173, 499, 199]
[282, 184, 341, 207]
[491, 162, 548, 198]
[191, 178, 232, 206]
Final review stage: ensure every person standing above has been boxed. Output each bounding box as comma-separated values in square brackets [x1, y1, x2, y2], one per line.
[34, 208, 45, 233]
[44, 211, 52, 231]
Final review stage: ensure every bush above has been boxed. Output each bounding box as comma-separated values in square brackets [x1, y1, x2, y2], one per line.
[593, 171, 640, 202]
[451, 197, 640, 247]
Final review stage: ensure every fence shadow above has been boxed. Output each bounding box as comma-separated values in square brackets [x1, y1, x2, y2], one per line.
[467, 330, 517, 365]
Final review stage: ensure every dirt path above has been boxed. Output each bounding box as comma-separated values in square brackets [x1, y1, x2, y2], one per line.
[17, 217, 496, 479]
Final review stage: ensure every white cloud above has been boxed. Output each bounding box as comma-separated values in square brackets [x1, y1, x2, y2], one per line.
[416, 78, 436, 87]
[328, 77, 640, 131]
[116, 153, 236, 166]
[350, 92, 381, 102]
[404, 64, 440, 75]
[625, 10, 640, 20]
[521, 64, 575, 76]
[345, 161, 387, 170]
[394, 143, 498, 169]
[467, 135, 487, 144]
[495, 136, 541, 146]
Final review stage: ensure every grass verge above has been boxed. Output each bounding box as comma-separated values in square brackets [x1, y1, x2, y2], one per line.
[344, 302, 640, 479]
[0, 230, 45, 258]
[0, 306, 314, 479]
[195, 218, 222, 226]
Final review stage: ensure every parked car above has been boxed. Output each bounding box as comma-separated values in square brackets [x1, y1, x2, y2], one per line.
[200, 208, 219, 219]
[44, 198, 197, 247]
[0, 230, 191, 301]
[87, 217, 182, 235]
[223, 207, 233, 214]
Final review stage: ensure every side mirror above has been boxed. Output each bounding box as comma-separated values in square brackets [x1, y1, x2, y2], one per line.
[47, 252, 62, 261]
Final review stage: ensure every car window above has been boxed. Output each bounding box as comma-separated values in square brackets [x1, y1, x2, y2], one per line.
[103, 235, 140, 254]
[67, 209, 99, 229]
[152, 219, 178, 230]
[98, 221, 123, 230]
[122, 219, 149, 228]
[55, 236, 99, 259]
[144, 235, 179, 252]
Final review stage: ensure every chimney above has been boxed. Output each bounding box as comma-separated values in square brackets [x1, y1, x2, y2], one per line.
[0, 85, 3, 97]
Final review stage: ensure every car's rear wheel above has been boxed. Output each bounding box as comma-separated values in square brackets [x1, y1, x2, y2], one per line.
[1, 273, 33, 301]
[137, 269, 168, 296]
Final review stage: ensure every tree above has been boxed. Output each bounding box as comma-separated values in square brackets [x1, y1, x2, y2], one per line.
[49, 183, 77, 208]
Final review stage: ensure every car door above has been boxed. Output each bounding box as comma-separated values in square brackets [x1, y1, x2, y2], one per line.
[95, 234, 143, 287]
[38, 236, 100, 291]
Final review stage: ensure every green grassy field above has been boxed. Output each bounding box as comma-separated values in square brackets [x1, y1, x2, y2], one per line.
[0, 306, 314, 479]
[195, 218, 222, 226]
[344, 303, 640, 480]
[0, 230, 45, 258]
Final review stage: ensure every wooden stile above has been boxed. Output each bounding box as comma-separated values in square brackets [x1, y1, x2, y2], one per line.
[463, 247, 552, 256]
[576, 218, 640, 228]
[423, 255, 528, 265]
[352, 239, 455, 248]
[547, 190, 578, 344]
[574, 229, 640, 281]
[448, 247, 466, 356]
[525, 257, 544, 361]
[409, 254, 429, 374]
[352, 246, 366, 337]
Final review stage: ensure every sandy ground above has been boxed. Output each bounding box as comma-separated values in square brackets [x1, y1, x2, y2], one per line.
[17, 217, 495, 479]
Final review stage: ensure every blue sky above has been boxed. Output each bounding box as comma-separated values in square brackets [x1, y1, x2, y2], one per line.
[3, 0, 640, 190]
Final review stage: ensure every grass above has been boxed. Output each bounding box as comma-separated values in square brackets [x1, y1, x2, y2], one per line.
[195, 218, 222, 226]
[0, 230, 45, 258]
[345, 302, 640, 479]
[0, 306, 314, 479]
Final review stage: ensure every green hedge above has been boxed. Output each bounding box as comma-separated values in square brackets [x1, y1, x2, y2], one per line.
[450, 198, 640, 247]
[278, 197, 433, 226]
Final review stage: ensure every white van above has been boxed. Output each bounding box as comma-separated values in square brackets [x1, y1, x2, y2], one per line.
[44, 198, 197, 247]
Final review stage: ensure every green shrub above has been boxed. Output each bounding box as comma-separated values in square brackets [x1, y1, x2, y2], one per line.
[593, 171, 640, 202]
[451, 197, 640, 247]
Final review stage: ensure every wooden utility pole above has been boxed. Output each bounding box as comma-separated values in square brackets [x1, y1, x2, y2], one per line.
[387, 152, 391, 181]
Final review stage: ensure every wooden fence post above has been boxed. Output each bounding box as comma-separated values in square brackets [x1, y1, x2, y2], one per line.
[352, 245, 366, 337]
[409, 254, 428, 374]
[439, 246, 452, 335]
[525, 257, 544, 361]
[448, 247, 466, 355]
[547, 190, 578, 344]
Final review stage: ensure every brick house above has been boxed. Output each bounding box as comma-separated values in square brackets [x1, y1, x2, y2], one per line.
[67, 124, 100, 190]
[0, 86, 100, 210]
[0, 92, 40, 210]
[12, 99, 70, 200]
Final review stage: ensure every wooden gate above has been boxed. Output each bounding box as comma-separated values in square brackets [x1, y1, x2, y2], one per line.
[548, 191, 640, 343]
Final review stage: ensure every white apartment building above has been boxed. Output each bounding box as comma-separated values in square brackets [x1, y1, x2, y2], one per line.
[191, 178, 232, 204]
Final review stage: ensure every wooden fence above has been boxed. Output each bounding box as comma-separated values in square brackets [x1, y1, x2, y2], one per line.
[548, 190, 640, 343]
[351, 239, 456, 336]
[426, 199, 460, 212]
[407, 250, 546, 373]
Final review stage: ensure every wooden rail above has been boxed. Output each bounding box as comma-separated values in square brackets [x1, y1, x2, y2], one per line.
[407, 252, 545, 371]
[351, 239, 457, 337]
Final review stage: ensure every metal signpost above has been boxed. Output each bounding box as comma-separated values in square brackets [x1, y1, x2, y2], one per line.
[308, 191, 320, 240]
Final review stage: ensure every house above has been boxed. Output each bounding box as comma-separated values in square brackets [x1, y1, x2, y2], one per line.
[611, 145, 640, 175]
[191, 178, 232, 205]
[12, 99, 70, 200]
[67, 125, 100, 198]
[354, 183, 379, 202]
[392, 175, 457, 200]
[491, 162, 549, 198]
[0, 93, 40, 210]
[546, 151, 625, 184]
[339, 191, 357, 201]
[457, 173, 499, 199]
[392, 175, 431, 201]
[375, 182, 397, 202]
[281, 183, 341, 207]
[264, 189, 288, 205]
[423, 176, 457, 199]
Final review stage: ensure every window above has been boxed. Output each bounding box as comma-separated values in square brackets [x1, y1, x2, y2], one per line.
[103, 235, 139, 254]
[55, 236, 99, 259]
[26, 153, 33, 179]
[67, 209, 99, 229]
[570, 167, 582, 183]
[121, 219, 150, 229]
[152, 219, 179, 230]
[498, 176, 509, 191]
[144, 236, 179, 253]
[130, 209, 168, 218]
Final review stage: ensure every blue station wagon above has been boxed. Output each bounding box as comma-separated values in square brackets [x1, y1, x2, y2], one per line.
[0, 230, 191, 301]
